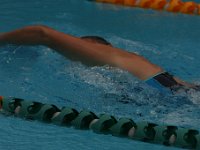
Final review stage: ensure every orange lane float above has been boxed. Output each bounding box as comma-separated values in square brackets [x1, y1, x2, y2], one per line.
[165, 0, 183, 12]
[94, 0, 200, 15]
[180, 1, 197, 14]
[137, 0, 155, 9]
[197, 4, 200, 15]
[150, 0, 167, 10]
[124, 0, 136, 6]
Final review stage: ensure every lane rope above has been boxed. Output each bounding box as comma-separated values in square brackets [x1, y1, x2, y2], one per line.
[0, 96, 199, 149]
[91, 0, 200, 15]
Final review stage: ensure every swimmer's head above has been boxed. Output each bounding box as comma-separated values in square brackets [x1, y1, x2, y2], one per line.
[81, 36, 112, 46]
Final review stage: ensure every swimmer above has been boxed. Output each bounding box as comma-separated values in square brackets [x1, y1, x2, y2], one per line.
[0, 25, 198, 94]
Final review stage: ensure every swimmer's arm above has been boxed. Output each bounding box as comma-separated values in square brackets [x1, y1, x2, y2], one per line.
[42, 26, 163, 80]
[0, 26, 48, 45]
[0, 25, 162, 80]
[44, 26, 163, 79]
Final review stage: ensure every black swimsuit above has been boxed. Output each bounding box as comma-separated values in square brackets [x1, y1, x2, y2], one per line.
[145, 72, 184, 94]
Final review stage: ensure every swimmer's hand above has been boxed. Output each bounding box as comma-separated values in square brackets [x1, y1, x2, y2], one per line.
[173, 77, 200, 93]
[173, 77, 197, 88]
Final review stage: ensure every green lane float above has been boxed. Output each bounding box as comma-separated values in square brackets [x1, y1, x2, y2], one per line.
[90, 114, 117, 134]
[91, 0, 200, 15]
[71, 110, 97, 129]
[133, 122, 157, 141]
[153, 125, 177, 145]
[0, 96, 200, 149]
[109, 118, 136, 137]
[52, 107, 79, 126]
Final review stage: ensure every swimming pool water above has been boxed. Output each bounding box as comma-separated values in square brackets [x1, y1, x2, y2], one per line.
[0, 0, 200, 149]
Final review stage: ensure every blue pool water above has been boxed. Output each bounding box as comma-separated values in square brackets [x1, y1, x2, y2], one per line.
[1, 0, 200, 149]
